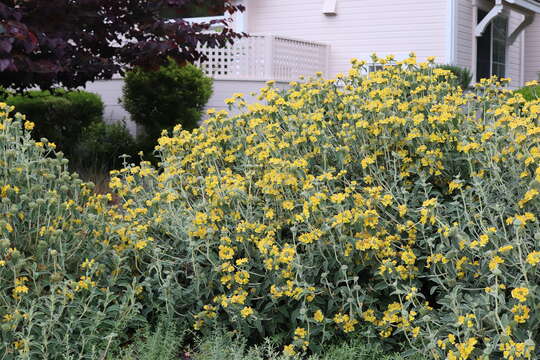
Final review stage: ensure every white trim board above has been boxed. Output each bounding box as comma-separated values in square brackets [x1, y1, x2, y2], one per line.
[446, 0, 458, 64]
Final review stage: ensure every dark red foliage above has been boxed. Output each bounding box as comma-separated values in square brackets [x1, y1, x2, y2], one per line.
[0, 0, 244, 91]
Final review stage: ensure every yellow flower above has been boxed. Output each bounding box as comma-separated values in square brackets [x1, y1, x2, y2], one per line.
[294, 327, 307, 338]
[422, 198, 437, 207]
[24, 121, 35, 131]
[361, 155, 376, 169]
[455, 338, 477, 360]
[282, 200, 294, 210]
[134, 239, 148, 250]
[80, 258, 95, 269]
[218, 245, 235, 260]
[314, 309, 324, 322]
[478, 234, 489, 247]
[518, 189, 539, 208]
[235, 258, 248, 266]
[240, 306, 254, 318]
[265, 208, 275, 219]
[448, 181, 462, 193]
[234, 270, 250, 284]
[398, 204, 407, 217]
[401, 250, 416, 265]
[511, 287, 529, 303]
[283, 344, 296, 356]
[526, 251, 540, 265]
[488, 256, 504, 272]
[498, 245, 513, 253]
[511, 304, 530, 323]
[12, 285, 29, 297]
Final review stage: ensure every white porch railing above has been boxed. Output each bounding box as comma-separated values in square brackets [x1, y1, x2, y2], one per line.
[196, 34, 329, 81]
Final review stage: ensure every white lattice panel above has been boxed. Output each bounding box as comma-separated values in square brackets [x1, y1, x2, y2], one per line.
[272, 36, 328, 80]
[196, 34, 328, 81]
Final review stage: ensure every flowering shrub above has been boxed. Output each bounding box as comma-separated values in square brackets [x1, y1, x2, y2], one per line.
[107, 54, 540, 359]
[0, 104, 151, 359]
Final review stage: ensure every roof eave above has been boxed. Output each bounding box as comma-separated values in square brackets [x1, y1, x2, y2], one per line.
[504, 0, 540, 13]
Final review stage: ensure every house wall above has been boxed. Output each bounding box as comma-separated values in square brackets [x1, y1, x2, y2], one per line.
[507, 11, 525, 88]
[84, 78, 137, 133]
[525, 14, 540, 82]
[84, 78, 287, 134]
[454, 0, 525, 88]
[455, 0, 474, 70]
[245, 0, 449, 77]
[206, 79, 289, 114]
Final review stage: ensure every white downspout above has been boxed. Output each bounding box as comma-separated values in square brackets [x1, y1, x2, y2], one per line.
[521, 28, 525, 86]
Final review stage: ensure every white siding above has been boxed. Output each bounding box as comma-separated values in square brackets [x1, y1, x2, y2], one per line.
[507, 11, 524, 88]
[246, 0, 448, 77]
[84, 78, 289, 132]
[454, 0, 524, 88]
[205, 79, 289, 114]
[84, 79, 138, 134]
[455, 0, 474, 70]
[525, 14, 540, 83]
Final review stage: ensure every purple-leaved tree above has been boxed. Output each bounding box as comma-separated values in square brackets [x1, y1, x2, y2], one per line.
[0, 0, 244, 91]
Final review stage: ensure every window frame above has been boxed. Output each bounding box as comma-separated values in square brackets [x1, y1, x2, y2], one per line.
[475, 7, 509, 81]
[490, 14, 508, 78]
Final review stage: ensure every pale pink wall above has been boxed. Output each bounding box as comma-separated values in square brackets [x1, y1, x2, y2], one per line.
[455, 0, 525, 88]
[507, 11, 525, 88]
[245, 0, 448, 77]
[205, 79, 289, 114]
[525, 15, 540, 82]
[455, 0, 474, 70]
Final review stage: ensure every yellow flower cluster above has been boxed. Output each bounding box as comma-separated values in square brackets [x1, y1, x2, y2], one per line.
[95, 55, 540, 358]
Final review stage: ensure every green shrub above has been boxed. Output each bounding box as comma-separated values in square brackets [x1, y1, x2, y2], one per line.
[109, 317, 184, 360]
[107, 55, 540, 359]
[4, 90, 104, 159]
[434, 64, 472, 90]
[192, 331, 416, 360]
[317, 337, 422, 360]
[122, 60, 213, 156]
[0, 104, 150, 359]
[516, 83, 540, 101]
[72, 121, 137, 171]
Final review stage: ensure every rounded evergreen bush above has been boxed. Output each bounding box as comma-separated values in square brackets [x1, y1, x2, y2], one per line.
[434, 64, 472, 90]
[73, 121, 137, 171]
[4, 90, 104, 159]
[122, 60, 213, 156]
[108, 55, 540, 359]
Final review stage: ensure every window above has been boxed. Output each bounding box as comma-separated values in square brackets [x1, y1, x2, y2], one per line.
[366, 62, 397, 74]
[476, 9, 508, 81]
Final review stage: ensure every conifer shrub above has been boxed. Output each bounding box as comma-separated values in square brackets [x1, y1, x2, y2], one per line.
[109, 54, 540, 359]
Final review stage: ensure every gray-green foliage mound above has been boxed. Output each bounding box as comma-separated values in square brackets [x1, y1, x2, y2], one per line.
[0, 105, 145, 359]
